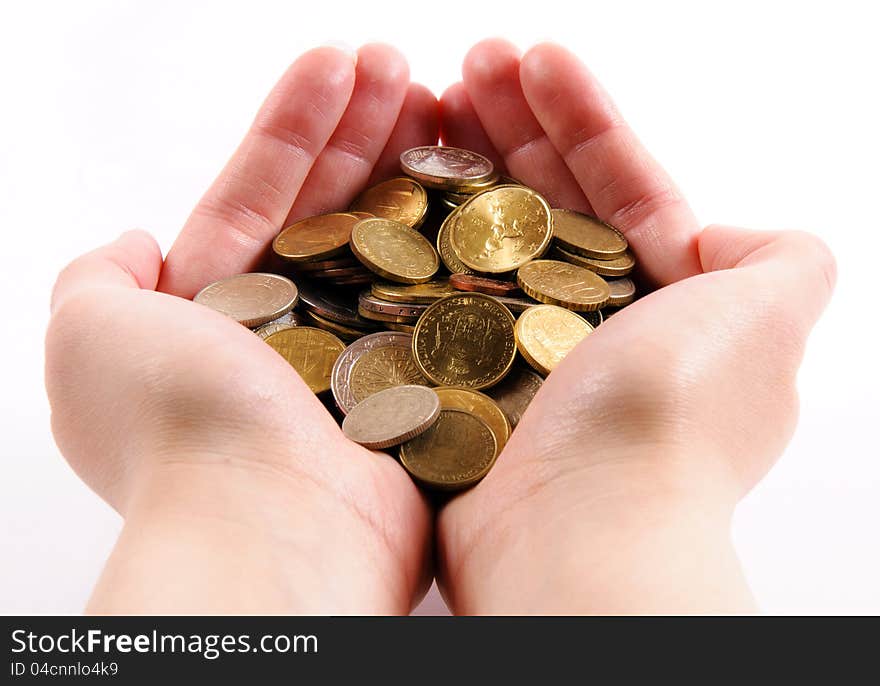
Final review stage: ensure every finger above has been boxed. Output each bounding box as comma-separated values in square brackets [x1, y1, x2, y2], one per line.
[158, 47, 357, 298]
[519, 43, 702, 285]
[698, 225, 837, 335]
[51, 230, 163, 314]
[438, 82, 505, 172]
[366, 83, 439, 185]
[286, 43, 410, 222]
[462, 38, 590, 212]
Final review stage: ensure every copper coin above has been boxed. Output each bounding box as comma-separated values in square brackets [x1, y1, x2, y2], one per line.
[400, 146, 495, 190]
[302, 310, 369, 341]
[311, 266, 372, 279]
[297, 280, 371, 327]
[291, 257, 361, 272]
[342, 385, 440, 450]
[493, 293, 542, 314]
[485, 366, 544, 428]
[331, 331, 430, 414]
[349, 177, 429, 229]
[449, 273, 521, 297]
[193, 272, 298, 328]
[273, 213, 360, 262]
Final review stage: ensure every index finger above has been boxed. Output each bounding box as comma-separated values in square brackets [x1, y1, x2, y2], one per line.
[158, 47, 357, 298]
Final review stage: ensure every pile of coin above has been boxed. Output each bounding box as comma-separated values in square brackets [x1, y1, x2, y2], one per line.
[193, 145, 638, 491]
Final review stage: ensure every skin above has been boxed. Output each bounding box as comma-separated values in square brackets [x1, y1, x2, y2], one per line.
[45, 40, 835, 615]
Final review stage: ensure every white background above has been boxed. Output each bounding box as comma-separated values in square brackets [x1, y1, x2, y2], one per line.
[1, 0, 878, 614]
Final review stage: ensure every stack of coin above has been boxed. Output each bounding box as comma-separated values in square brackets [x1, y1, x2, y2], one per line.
[193, 145, 641, 492]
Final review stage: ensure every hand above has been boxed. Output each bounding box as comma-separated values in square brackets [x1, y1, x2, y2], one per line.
[435, 40, 836, 613]
[46, 45, 439, 614]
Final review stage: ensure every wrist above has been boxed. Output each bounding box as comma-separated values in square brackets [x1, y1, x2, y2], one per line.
[89, 441, 428, 614]
[439, 445, 753, 614]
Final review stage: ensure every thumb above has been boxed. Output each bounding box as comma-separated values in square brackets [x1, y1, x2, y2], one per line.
[50, 230, 163, 314]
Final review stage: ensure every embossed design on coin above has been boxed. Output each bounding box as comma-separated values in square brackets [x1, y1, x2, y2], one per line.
[331, 331, 429, 414]
[412, 293, 516, 390]
[551, 209, 628, 259]
[264, 326, 345, 394]
[193, 273, 298, 328]
[399, 408, 497, 490]
[451, 186, 552, 273]
[485, 366, 544, 427]
[400, 146, 494, 189]
[350, 177, 429, 228]
[434, 386, 510, 454]
[515, 305, 594, 376]
[273, 213, 360, 262]
[517, 260, 611, 311]
[342, 385, 440, 449]
[349, 217, 439, 284]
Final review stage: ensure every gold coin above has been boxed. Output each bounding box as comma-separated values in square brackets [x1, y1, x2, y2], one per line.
[606, 277, 636, 306]
[349, 217, 439, 284]
[331, 331, 428, 413]
[349, 177, 429, 229]
[551, 246, 636, 277]
[450, 186, 552, 273]
[434, 386, 510, 454]
[412, 293, 516, 390]
[193, 272, 298, 328]
[514, 304, 594, 376]
[399, 408, 497, 490]
[371, 278, 456, 304]
[273, 213, 360, 262]
[436, 207, 475, 275]
[551, 209, 628, 258]
[254, 322, 294, 339]
[400, 146, 495, 190]
[342, 385, 440, 450]
[263, 326, 346, 394]
[516, 260, 611, 311]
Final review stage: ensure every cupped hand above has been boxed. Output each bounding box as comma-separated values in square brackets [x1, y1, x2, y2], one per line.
[436, 40, 836, 613]
[45, 45, 439, 614]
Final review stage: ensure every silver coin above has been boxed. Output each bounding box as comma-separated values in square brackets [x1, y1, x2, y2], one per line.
[330, 331, 429, 414]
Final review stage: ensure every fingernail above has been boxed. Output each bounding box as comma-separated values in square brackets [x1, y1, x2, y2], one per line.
[322, 40, 358, 65]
